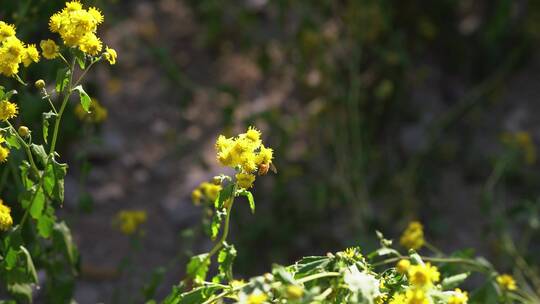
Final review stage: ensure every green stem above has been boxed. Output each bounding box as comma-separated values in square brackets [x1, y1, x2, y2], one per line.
[49, 59, 75, 154]
[6, 121, 38, 174]
[297, 272, 341, 284]
[207, 198, 235, 259]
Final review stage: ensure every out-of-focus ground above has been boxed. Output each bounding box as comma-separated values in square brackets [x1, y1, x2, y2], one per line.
[46, 0, 540, 302]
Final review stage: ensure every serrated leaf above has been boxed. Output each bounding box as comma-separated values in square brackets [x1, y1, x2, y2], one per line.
[73, 85, 91, 112]
[186, 253, 210, 283]
[217, 244, 237, 281]
[5, 129, 20, 150]
[42, 111, 57, 144]
[214, 184, 234, 209]
[237, 189, 255, 213]
[30, 144, 47, 166]
[55, 68, 70, 93]
[43, 159, 67, 203]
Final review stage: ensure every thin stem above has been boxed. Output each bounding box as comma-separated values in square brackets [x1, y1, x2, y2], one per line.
[297, 272, 341, 284]
[73, 58, 100, 88]
[49, 59, 75, 154]
[207, 198, 235, 259]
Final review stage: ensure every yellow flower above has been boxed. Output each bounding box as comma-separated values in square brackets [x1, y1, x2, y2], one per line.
[286, 285, 304, 299]
[396, 259, 411, 274]
[40, 39, 59, 59]
[497, 274, 517, 291]
[191, 189, 203, 205]
[247, 293, 267, 304]
[407, 263, 440, 288]
[236, 173, 256, 189]
[113, 210, 147, 235]
[22, 44, 39, 67]
[448, 288, 469, 304]
[244, 126, 261, 142]
[0, 22, 16, 41]
[0, 199, 13, 231]
[0, 146, 9, 163]
[88, 7, 104, 24]
[0, 36, 28, 77]
[405, 288, 428, 304]
[78, 33, 102, 55]
[389, 293, 406, 304]
[400, 221, 425, 250]
[103, 47, 117, 65]
[48, 1, 106, 56]
[0, 100, 18, 121]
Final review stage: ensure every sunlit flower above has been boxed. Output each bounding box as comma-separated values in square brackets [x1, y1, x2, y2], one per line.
[0, 199, 13, 231]
[497, 274, 517, 291]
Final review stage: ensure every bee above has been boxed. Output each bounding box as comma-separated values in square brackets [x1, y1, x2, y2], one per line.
[258, 162, 277, 175]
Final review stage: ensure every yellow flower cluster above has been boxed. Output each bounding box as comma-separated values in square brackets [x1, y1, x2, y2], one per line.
[75, 98, 108, 123]
[0, 199, 13, 231]
[191, 182, 222, 205]
[496, 274, 517, 291]
[390, 261, 458, 304]
[40, 39, 60, 60]
[215, 127, 273, 189]
[113, 210, 147, 235]
[49, 1, 105, 55]
[0, 21, 39, 77]
[400, 221, 425, 250]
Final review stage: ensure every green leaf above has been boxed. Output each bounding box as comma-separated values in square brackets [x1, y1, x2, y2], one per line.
[6, 283, 32, 303]
[42, 111, 57, 144]
[217, 244, 237, 281]
[53, 222, 79, 271]
[5, 129, 20, 150]
[75, 50, 86, 69]
[209, 209, 226, 240]
[441, 273, 470, 289]
[186, 253, 210, 283]
[73, 85, 91, 112]
[214, 184, 234, 209]
[37, 212, 55, 238]
[55, 68, 70, 93]
[237, 189, 255, 213]
[29, 187, 45, 220]
[170, 286, 221, 304]
[30, 144, 47, 167]
[19, 161, 33, 190]
[43, 159, 67, 203]
[18, 246, 38, 283]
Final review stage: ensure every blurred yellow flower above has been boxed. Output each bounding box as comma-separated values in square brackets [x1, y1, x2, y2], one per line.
[407, 263, 440, 288]
[113, 210, 147, 235]
[496, 274, 517, 291]
[448, 288, 469, 304]
[501, 131, 536, 165]
[400, 221, 425, 250]
[0, 199, 13, 231]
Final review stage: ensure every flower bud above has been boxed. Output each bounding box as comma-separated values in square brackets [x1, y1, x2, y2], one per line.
[35, 79, 45, 90]
[18, 126, 30, 138]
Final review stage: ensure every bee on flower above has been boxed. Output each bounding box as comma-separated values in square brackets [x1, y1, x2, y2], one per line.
[215, 126, 274, 189]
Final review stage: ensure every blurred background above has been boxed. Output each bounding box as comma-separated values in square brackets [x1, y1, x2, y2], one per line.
[4, 0, 540, 302]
